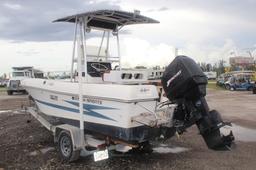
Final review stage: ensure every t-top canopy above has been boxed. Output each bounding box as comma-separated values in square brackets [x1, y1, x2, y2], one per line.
[53, 9, 159, 30]
[12, 66, 33, 70]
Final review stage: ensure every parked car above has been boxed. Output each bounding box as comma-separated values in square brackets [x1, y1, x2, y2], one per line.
[204, 71, 217, 80]
[216, 74, 231, 87]
[0, 79, 8, 87]
[225, 76, 253, 91]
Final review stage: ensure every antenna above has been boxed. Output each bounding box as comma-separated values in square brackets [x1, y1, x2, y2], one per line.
[174, 47, 179, 57]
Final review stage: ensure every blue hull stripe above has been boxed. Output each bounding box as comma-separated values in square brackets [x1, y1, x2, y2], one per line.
[35, 99, 116, 121]
[36, 99, 78, 113]
[65, 100, 117, 110]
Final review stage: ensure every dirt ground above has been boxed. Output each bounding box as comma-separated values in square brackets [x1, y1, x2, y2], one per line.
[0, 89, 256, 170]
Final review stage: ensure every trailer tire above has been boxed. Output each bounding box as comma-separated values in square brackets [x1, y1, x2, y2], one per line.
[57, 131, 80, 162]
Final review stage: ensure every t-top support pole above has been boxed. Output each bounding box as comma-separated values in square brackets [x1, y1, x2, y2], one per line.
[116, 32, 121, 70]
[106, 31, 110, 58]
[71, 17, 78, 82]
[82, 17, 88, 83]
[97, 31, 106, 60]
[77, 16, 88, 147]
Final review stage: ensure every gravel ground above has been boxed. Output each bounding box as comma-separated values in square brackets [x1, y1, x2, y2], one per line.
[0, 92, 29, 111]
[0, 89, 256, 170]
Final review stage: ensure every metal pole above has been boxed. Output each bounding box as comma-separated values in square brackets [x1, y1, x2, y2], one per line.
[77, 18, 84, 136]
[71, 17, 78, 82]
[82, 17, 88, 82]
[116, 32, 121, 70]
[97, 31, 105, 60]
[106, 31, 110, 58]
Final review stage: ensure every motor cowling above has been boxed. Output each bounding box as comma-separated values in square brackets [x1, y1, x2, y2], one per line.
[162, 55, 207, 101]
[162, 55, 234, 150]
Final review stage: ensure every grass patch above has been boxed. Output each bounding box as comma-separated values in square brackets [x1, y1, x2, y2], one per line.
[208, 80, 216, 84]
[0, 87, 7, 92]
[207, 80, 225, 90]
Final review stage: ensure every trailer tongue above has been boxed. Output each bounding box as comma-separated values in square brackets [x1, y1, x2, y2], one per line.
[162, 55, 234, 150]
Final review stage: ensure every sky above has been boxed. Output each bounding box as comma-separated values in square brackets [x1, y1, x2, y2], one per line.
[0, 0, 256, 74]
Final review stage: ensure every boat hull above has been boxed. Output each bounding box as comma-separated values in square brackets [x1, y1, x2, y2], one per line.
[22, 79, 160, 142]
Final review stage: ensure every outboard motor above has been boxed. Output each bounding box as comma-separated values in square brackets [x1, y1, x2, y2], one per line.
[162, 55, 234, 150]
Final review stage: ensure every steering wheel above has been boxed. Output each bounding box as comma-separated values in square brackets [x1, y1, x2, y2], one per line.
[91, 63, 109, 73]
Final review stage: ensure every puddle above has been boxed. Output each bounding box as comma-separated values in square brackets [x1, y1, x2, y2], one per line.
[0, 109, 26, 114]
[40, 147, 55, 154]
[29, 147, 55, 156]
[0, 110, 12, 114]
[220, 124, 256, 142]
[153, 146, 190, 154]
[29, 151, 38, 156]
[13, 110, 26, 114]
[159, 143, 168, 147]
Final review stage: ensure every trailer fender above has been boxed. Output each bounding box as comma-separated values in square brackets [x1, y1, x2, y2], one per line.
[54, 124, 84, 151]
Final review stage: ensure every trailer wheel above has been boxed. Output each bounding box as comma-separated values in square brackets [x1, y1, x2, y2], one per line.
[57, 131, 80, 162]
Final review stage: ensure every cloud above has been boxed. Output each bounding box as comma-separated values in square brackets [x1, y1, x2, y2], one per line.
[121, 37, 175, 67]
[0, 0, 120, 41]
[146, 7, 169, 12]
[0, 0, 256, 74]
[181, 39, 237, 64]
[121, 37, 239, 68]
[4, 3, 22, 10]
[1, 0, 255, 46]
[120, 0, 256, 48]
[0, 40, 73, 73]
[0, 36, 239, 74]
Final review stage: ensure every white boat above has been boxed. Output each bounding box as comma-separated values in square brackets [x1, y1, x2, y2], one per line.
[22, 10, 234, 162]
[22, 10, 165, 143]
[7, 66, 44, 95]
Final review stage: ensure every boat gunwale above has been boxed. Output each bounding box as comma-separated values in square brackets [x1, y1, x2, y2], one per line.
[24, 85, 158, 103]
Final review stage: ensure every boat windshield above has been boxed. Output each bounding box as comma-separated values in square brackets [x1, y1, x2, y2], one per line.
[34, 73, 44, 78]
[12, 72, 25, 77]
